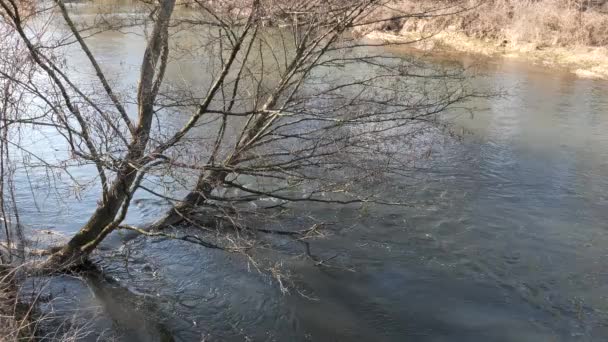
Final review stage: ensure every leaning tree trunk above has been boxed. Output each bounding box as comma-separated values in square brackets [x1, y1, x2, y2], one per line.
[148, 169, 229, 230]
[41, 0, 177, 270]
[44, 170, 138, 267]
[148, 92, 285, 231]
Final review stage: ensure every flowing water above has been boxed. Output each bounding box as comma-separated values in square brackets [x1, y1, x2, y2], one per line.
[11, 4, 608, 342]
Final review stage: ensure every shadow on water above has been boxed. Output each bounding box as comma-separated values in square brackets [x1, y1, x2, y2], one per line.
[32, 226, 585, 341]
[28, 272, 176, 342]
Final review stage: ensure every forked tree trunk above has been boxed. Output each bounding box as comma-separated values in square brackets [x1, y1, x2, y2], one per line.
[42, 0, 177, 270]
[45, 171, 137, 267]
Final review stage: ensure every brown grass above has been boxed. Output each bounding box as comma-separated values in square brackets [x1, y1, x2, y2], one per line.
[359, 0, 608, 48]
[0, 264, 98, 342]
[0, 265, 31, 341]
[355, 0, 608, 78]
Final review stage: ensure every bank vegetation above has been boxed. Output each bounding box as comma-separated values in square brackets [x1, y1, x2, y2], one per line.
[357, 0, 608, 78]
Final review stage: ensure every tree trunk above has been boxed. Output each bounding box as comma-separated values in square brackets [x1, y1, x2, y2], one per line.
[149, 169, 228, 230]
[41, 0, 177, 271]
[43, 171, 135, 268]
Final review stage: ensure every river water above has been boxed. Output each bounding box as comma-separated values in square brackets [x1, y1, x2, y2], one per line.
[11, 3, 608, 342]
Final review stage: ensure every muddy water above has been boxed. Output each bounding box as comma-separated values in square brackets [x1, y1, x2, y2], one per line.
[14, 4, 608, 342]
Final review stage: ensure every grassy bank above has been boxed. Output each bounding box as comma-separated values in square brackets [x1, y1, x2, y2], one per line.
[0, 264, 95, 341]
[357, 0, 608, 79]
[0, 230, 74, 341]
[0, 266, 31, 341]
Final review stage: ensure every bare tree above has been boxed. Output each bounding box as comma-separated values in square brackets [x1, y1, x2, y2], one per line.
[0, 0, 474, 271]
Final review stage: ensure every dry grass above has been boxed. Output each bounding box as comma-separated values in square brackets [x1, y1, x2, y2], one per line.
[0, 265, 100, 342]
[0, 228, 91, 342]
[0, 265, 32, 341]
[356, 0, 608, 78]
[359, 0, 608, 47]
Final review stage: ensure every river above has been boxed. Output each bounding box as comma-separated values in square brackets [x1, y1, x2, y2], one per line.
[12, 3, 608, 342]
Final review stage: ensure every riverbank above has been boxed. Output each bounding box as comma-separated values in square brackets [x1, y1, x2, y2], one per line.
[357, 0, 608, 79]
[0, 266, 29, 341]
[365, 30, 608, 79]
[0, 230, 72, 340]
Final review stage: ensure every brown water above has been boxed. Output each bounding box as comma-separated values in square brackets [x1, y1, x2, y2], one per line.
[13, 3, 608, 342]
